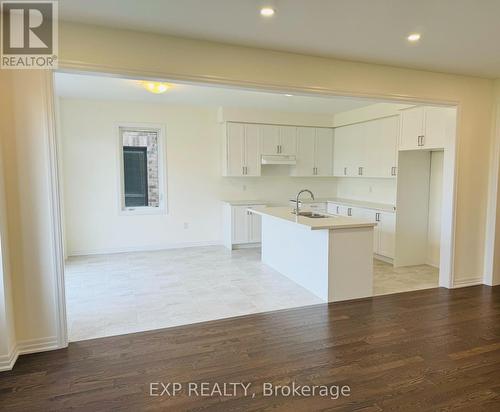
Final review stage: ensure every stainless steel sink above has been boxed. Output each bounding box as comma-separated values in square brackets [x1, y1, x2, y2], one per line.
[292, 211, 329, 219]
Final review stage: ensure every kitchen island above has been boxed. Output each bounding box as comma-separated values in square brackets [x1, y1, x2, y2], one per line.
[249, 206, 376, 302]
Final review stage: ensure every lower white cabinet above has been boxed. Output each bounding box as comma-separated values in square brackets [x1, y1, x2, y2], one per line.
[223, 203, 265, 249]
[326, 201, 396, 259]
[374, 211, 396, 259]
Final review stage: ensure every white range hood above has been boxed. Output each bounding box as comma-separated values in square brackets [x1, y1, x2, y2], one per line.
[261, 155, 297, 165]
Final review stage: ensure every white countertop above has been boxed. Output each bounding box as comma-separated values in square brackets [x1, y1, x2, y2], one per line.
[327, 198, 396, 212]
[249, 206, 377, 230]
[223, 198, 395, 212]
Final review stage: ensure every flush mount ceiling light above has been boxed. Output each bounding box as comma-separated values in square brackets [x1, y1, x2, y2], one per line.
[141, 81, 170, 94]
[284, 94, 293, 97]
[407, 33, 421, 42]
[260, 7, 275, 17]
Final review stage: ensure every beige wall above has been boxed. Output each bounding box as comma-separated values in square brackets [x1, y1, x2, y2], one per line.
[0, 71, 17, 370]
[0, 21, 497, 366]
[492, 80, 500, 284]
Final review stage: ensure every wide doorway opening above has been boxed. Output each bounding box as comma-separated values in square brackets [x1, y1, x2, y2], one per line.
[54, 71, 456, 342]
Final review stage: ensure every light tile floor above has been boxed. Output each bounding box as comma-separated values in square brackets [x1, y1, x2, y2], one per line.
[65, 246, 439, 342]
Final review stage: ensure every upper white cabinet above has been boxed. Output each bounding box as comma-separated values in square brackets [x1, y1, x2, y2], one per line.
[293, 127, 334, 176]
[261, 124, 297, 155]
[399, 106, 455, 151]
[223, 122, 261, 176]
[333, 116, 399, 178]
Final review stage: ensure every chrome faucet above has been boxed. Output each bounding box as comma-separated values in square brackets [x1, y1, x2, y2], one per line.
[294, 189, 315, 216]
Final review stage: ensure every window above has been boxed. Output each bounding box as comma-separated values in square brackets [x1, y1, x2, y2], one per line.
[119, 125, 165, 214]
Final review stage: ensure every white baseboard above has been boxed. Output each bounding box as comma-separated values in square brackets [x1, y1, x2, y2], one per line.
[453, 277, 483, 288]
[68, 240, 223, 257]
[374, 254, 393, 264]
[0, 336, 60, 372]
[0, 345, 19, 372]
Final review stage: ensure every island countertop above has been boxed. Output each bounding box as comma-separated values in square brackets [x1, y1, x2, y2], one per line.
[249, 206, 377, 230]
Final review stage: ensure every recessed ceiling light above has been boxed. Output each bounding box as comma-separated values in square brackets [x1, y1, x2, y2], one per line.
[407, 33, 421, 42]
[141, 81, 170, 94]
[260, 7, 275, 17]
[284, 94, 293, 97]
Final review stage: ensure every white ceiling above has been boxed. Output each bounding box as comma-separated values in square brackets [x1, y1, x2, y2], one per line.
[54, 72, 376, 114]
[58, 0, 500, 78]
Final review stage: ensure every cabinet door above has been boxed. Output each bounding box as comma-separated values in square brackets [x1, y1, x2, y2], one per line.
[226, 123, 245, 176]
[314, 128, 334, 176]
[333, 126, 354, 177]
[378, 212, 396, 258]
[365, 116, 399, 178]
[327, 203, 341, 215]
[294, 127, 316, 176]
[248, 206, 265, 243]
[280, 126, 297, 155]
[423, 106, 451, 149]
[339, 205, 352, 216]
[244, 124, 261, 176]
[232, 206, 249, 243]
[260, 124, 280, 155]
[334, 123, 365, 177]
[399, 107, 424, 151]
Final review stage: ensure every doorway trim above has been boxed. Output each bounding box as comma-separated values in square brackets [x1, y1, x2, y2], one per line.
[49, 63, 462, 348]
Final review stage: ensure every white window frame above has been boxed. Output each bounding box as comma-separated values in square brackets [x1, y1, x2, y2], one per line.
[116, 122, 167, 216]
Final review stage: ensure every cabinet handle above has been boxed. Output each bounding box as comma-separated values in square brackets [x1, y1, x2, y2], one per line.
[418, 135, 425, 147]
[391, 166, 397, 176]
[375, 213, 381, 222]
[348, 208, 352, 216]
[358, 167, 363, 176]
[279, 145, 282, 153]
[344, 167, 347, 176]
[277, 145, 280, 154]
[336, 206, 339, 214]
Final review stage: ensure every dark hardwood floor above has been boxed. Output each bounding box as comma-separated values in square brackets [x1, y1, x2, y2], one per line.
[1, 286, 500, 411]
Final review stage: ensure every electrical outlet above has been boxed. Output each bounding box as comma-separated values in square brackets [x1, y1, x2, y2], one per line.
[183, 222, 189, 229]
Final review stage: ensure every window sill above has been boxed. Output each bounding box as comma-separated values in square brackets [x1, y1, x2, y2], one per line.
[119, 207, 166, 216]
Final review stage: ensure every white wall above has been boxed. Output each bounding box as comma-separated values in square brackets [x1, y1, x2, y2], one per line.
[59, 98, 338, 255]
[335, 178, 397, 205]
[427, 151, 444, 267]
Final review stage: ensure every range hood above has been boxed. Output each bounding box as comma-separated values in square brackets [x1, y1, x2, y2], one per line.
[261, 155, 297, 165]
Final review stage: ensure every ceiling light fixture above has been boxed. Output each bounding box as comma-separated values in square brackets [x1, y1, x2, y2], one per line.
[284, 94, 293, 97]
[141, 81, 170, 94]
[407, 33, 421, 42]
[260, 7, 275, 17]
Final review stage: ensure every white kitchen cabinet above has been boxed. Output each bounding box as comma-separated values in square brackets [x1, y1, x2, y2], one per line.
[223, 203, 265, 249]
[364, 116, 399, 178]
[376, 211, 396, 259]
[333, 122, 364, 177]
[280, 126, 297, 155]
[293, 127, 333, 176]
[399, 106, 455, 151]
[326, 201, 396, 259]
[223, 122, 261, 176]
[334, 116, 398, 178]
[315, 128, 334, 176]
[260, 124, 281, 155]
[327, 203, 342, 215]
[261, 124, 297, 155]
